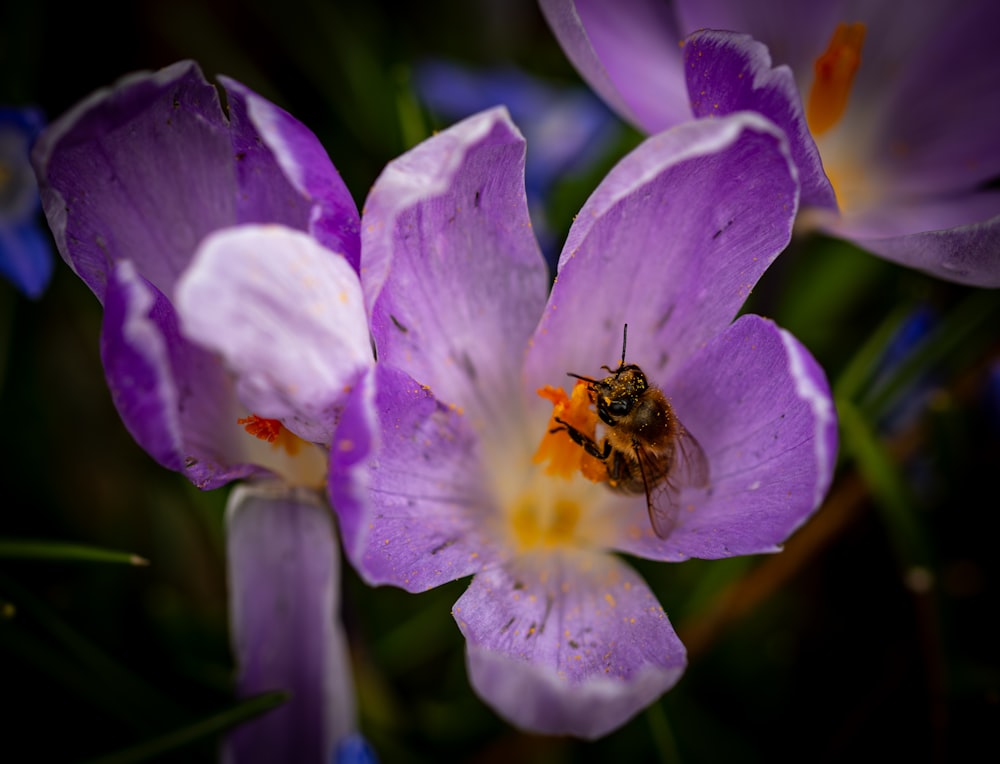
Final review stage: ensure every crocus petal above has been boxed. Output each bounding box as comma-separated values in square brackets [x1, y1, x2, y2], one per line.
[33, 61, 243, 300]
[455, 550, 686, 738]
[683, 30, 837, 211]
[539, 0, 690, 131]
[31, 60, 339, 303]
[868, 0, 1000, 197]
[611, 314, 837, 562]
[175, 225, 371, 444]
[525, 112, 798, 393]
[101, 260, 257, 489]
[225, 481, 355, 764]
[330, 363, 507, 592]
[847, 211, 1000, 288]
[674, 0, 840, 74]
[221, 77, 361, 271]
[362, 107, 548, 422]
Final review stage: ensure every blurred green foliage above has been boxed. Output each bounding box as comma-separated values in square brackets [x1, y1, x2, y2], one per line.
[2, 0, 999, 761]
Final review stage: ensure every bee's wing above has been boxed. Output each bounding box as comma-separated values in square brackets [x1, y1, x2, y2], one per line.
[642, 423, 710, 540]
[671, 424, 710, 490]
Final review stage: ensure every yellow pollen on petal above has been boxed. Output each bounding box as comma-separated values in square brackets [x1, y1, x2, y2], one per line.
[532, 382, 605, 482]
[806, 22, 866, 137]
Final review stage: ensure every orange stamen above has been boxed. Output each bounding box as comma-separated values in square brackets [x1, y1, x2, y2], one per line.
[806, 22, 866, 136]
[238, 414, 302, 455]
[533, 382, 605, 482]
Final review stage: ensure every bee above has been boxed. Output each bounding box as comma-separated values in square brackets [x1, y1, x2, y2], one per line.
[552, 324, 710, 539]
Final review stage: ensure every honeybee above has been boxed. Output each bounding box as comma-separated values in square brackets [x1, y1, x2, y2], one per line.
[552, 324, 710, 539]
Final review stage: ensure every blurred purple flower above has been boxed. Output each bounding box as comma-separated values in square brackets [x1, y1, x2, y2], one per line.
[329, 107, 837, 737]
[540, 0, 1000, 286]
[31, 61, 372, 762]
[869, 306, 938, 433]
[413, 59, 621, 265]
[1, 106, 54, 297]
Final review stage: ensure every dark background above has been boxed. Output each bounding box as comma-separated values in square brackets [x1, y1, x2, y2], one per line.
[2, 1, 998, 761]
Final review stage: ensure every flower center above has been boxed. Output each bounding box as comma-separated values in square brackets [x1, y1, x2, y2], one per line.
[238, 414, 327, 489]
[806, 22, 866, 137]
[498, 383, 619, 554]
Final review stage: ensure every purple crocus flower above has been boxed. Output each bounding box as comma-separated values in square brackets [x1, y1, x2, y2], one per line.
[1, 106, 54, 297]
[539, 0, 1000, 287]
[329, 106, 837, 737]
[31, 61, 371, 761]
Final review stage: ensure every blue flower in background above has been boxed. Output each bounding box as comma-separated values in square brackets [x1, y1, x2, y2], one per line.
[1, 107, 53, 298]
[413, 59, 621, 266]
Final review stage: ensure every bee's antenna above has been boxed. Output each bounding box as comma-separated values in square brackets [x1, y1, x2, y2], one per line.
[619, 323, 628, 368]
[567, 372, 598, 384]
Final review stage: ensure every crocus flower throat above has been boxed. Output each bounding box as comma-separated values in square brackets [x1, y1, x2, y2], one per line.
[805, 21, 870, 214]
[501, 381, 619, 555]
[237, 414, 328, 489]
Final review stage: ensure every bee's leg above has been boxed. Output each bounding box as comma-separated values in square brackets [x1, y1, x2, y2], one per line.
[552, 417, 612, 461]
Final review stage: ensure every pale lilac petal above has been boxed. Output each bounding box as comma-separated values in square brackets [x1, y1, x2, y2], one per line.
[525, 113, 798, 394]
[683, 30, 836, 210]
[846, 210, 1000, 288]
[611, 315, 837, 562]
[330, 364, 507, 592]
[674, 0, 840, 73]
[539, 0, 690, 131]
[221, 77, 361, 270]
[175, 225, 371, 445]
[455, 551, 686, 738]
[32, 61, 243, 301]
[873, 0, 1000, 196]
[31, 60, 345, 304]
[225, 482, 355, 764]
[362, 107, 548, 420]
[101, 261, 257, 489]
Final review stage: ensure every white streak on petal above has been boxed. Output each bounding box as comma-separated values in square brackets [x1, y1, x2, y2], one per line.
[780, 327, 836, 509]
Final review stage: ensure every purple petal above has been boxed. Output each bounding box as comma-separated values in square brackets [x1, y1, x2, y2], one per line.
[221, 77, 361, 271]
[455, 551, 686, 738]
[175, 225, 372, 444]
[539, 0, 690, 131]
[101, 261, 257, 489]
[866, 0, 1000, 197]
[524, 112, 799, 394]
[225, 482, 356, 763]
[330, 363, 507, 592]
[31, 60, 340, 303]
[844, 208, 1000, 288]
[362, 107, 548, 419]
[684, 30, 837, 211]
[32, 61, 241, 301]
[612, 315, 837, 562]
[674, 0, 841, 74]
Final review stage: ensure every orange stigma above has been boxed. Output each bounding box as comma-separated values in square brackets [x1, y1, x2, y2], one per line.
[806, 22, 866, 136]
[238, 414, 302, 455]
[533, 382, 605, 482]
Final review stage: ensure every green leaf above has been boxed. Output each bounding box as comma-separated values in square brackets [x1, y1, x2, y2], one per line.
[81, 691, 288, 764]
[0, 538, 149, 566]
[837, 397, 931, 570]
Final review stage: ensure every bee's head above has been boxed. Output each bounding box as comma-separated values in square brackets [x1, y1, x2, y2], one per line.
[594, 364, 647, 423]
